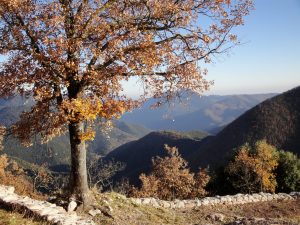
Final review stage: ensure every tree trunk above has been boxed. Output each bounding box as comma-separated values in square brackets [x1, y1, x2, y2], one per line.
[68, 121, 92, 208]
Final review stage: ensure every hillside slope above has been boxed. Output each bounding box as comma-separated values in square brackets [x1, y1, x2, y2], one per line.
[189, 86, 300, 168]
[2, 121, 151, 167]
[105, 131, 207, 184]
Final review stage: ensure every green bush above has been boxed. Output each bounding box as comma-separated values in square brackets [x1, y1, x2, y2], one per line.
[276, 150, 300, 192]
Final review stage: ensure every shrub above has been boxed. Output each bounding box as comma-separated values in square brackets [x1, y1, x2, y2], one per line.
[225, 140, 278, 193]
[0, 154, 40, 198]
[276, 150, 300, 192]
[131, 145, 210, 200]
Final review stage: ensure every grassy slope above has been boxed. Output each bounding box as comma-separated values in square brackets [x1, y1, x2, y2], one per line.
[0, 209, 48, 225]
[0, 191, 299, 225]
[93, 192, 300, 225]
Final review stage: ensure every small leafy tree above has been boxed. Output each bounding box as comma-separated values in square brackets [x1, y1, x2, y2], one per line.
[276, 150, 300, 192]
[226, 140, 278, 193]
[132, 145, 210, 200]
[191, 168, 211, 198]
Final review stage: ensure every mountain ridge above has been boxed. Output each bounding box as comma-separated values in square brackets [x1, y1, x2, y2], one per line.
[106, 87, 300, 183]
[188, 86, 300, 169]
[121, 93, 277, 133]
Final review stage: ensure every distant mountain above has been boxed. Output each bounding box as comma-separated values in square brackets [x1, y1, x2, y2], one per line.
[88, 121, 151, 156]
[121, 93, 277, 133]
[107, 87, 300, 184]
[105, 130, 208, 184]
[0, 96, 151, 167]
[2, 121, 151, 167]
[188, 86, 300, 169]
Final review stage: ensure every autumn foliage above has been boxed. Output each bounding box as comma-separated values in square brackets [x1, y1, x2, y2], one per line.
[0, 154, 38, 197]
[225, 140, 279, 193]
[132, 145, 210, 200]
[0, 0, 253, 204]
[0, 0, 252, 144]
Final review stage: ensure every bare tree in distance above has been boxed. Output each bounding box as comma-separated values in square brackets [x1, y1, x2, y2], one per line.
[87, 153, 125, 191]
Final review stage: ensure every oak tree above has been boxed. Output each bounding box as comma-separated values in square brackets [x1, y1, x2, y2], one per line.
[0, 0, 253, 207]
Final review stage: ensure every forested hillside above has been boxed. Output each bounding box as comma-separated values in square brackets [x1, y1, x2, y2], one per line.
[188, 86, 300, 169]
[107, 87, 300, 184]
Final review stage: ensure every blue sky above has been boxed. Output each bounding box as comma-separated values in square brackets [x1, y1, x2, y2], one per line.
[204, 0, 300, 95]
[124, 0, 300, 96]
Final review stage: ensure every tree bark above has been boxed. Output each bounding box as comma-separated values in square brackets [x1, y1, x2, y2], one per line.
[68, 121, 92, 208]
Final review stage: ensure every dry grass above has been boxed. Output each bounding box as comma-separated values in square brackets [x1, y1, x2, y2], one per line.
[91, 192, 300, 225]
[0, 208, 49, 225]
[0, 190, 299, 225]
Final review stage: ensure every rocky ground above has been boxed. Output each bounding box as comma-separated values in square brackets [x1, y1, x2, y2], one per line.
[0, 185, 299, 225]
[91, 192, 300, 225]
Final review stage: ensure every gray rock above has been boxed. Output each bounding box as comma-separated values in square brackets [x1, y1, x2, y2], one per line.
[7, 186, 15, 193]
[207, 213, 226, 222]
[141, 198, 151, 204]
[0, 185, 96, 225]
[67, 200, 77, 212]
[174, 201, 185, 208]
[88, 209, 102, 217]
[132, 198, 142, 204]
[160, 200, 171, 208]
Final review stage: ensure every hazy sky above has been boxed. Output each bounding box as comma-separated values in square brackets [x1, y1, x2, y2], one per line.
[124, 0, 300, 96]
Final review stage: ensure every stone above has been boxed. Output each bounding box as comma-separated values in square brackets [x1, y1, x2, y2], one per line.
[7, 186, 15, 194]
[1, 185, 298, 225]
[141, 198, 151, 204]
[174, 201, 185, 208]
[160, 201, 171, 208]
[2, 195, 18, 202]
[185, 202, 196, 208]
[152, 201, 160, 208]
[88, 209, 102, 217]
[195, 200, 202, 207]
[149, 198, 158, 205]
[201, 199, 210, 205]
[132, 198, 142, 204]
[67, 200, 77, 212]
[0, 185, 96, 225]
[207, 213, 226, 222]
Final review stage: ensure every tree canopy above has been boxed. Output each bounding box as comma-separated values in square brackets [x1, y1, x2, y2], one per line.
[0, 0, 253, 142]
[226, 140, 279, 193]
[132, 145, 210, 200]
[0, 0, 253, 206]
